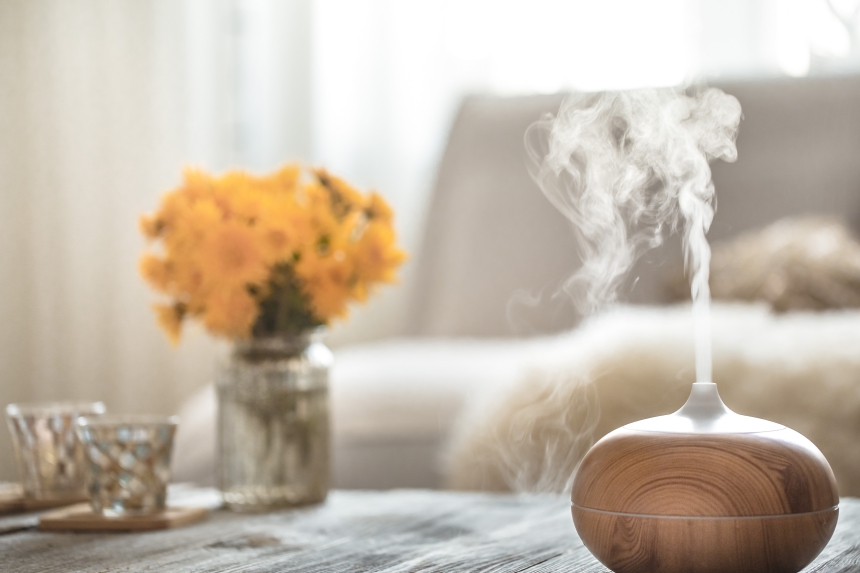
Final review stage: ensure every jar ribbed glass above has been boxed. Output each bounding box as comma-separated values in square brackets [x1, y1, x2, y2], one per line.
[217, 330, 332, 511]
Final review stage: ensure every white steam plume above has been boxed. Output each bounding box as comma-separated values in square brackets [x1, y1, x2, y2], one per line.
[527, 88, 741, 382]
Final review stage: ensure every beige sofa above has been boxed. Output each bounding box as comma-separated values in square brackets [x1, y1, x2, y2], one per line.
[174, 76, 860, 489]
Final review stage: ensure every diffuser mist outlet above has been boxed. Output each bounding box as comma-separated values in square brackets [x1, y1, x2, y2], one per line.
[571, 382, 839, 573]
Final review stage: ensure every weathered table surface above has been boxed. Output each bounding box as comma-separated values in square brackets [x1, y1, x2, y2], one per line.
[1, 488, 858, 572]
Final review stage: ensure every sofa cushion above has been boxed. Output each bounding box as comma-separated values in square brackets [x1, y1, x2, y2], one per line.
[407, 78, 860, 339]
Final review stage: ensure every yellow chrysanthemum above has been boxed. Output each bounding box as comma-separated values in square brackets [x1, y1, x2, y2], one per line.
[366, 192, 394, 223]
[163, 199, 220, 256]
[296, 252, 353, 321]
[139, 164, 406, 343]
[270, 165, 301, 190]
[314, 168, 366, 216]
[257, 202, 311, 264]
[181, 167, 215, 199]
[352, 221, 407, 283]
[153, 303, 184, 345]
[139, 254, 171, 290]
[139, 214, 163, 240]
[198, 223, 269, 288]
[203, 288, 258, 339]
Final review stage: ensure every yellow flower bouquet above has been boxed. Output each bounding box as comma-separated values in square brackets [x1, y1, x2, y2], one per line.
[139, 164, 406, 343]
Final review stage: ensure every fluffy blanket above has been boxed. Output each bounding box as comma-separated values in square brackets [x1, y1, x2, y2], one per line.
[668, 218, 860, 311]
[444, 303, 860, 496]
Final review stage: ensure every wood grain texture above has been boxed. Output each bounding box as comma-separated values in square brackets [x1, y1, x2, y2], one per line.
[573, 428, 839, 517]
[0, 488, 858, 572]
[572, 506, 838, 573]
[38, 503, 208, 532]
[571, 427, 840, 573]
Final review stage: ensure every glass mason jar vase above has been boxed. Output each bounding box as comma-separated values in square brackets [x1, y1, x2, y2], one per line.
[217, 330, 332, 511]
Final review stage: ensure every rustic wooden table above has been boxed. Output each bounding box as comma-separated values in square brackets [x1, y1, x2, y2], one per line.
[1, 488, 858, 572]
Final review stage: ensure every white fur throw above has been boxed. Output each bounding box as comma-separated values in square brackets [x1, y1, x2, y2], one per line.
[668, 218, 860, 311]
[444, 303, 860, 496]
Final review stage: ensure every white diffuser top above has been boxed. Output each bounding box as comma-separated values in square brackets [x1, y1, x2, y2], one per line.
[625, 382, 784, 434]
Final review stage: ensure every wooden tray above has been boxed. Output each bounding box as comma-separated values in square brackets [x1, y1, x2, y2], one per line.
[39, 503, 208, 532]
[0, 483, 87, 514]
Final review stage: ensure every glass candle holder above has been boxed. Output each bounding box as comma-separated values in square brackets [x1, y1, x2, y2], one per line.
[5, 401, 106, 501]
[75, 415, 178, 516]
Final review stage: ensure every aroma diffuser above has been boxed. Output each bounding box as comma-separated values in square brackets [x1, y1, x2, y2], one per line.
[571, 382, 839, 573]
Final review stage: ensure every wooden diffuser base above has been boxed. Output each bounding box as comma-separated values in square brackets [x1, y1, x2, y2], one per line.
[571, 383, 839, 573]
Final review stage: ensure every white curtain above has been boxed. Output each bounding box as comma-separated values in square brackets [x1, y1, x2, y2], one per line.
[0, 0, 235, 480]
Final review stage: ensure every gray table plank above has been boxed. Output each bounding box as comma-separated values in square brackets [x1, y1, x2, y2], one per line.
[1, 489, 858, 572]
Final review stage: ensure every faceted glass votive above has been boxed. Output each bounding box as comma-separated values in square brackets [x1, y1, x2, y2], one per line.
[75, 415, 178, 516]
[5, 401, 106, 501]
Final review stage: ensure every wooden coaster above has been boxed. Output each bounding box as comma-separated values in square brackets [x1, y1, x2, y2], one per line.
[38, 503, 208, 532]
[0, 483, 88, 514]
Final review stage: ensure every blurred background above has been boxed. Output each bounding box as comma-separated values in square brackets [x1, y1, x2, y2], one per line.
[3, 0, 860, 483]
